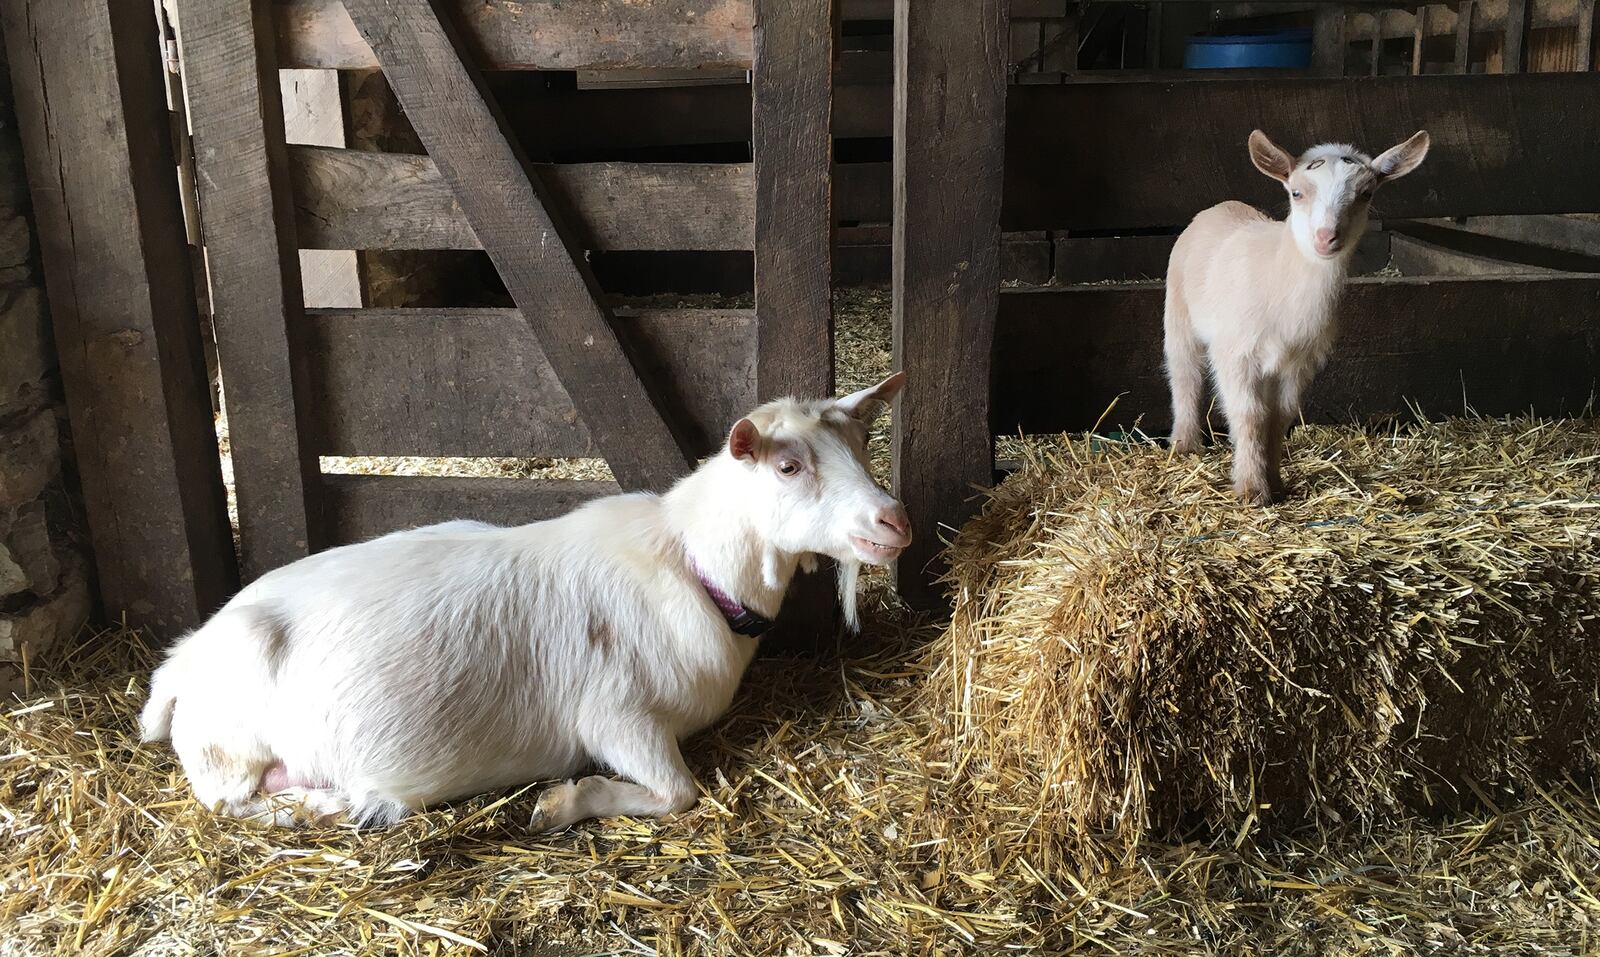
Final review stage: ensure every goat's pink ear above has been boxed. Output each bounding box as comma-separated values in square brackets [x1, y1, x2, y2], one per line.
[1372, 130, 1430, 181]
[836, 371, 907, 421]
[728, 418, 761, 462]
[1248, 130, 1294, 182]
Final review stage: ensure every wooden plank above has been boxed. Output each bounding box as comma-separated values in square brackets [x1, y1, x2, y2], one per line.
[753, 0, 838, 650]
[1004, 73, 1600, 231]
[288, 147, 757, 251]
[1412, 213, 1600, 255]
[1577, 0, 1595, 70]
[1457, 0, 1476, 71]
[1414, 5, 1431, 73]
[342, 0, 695, 492]
[1346, 0, 1583, 41]
[298, 308, 755, 458]
[1388, 231, 1562, 276]
[892, 0, 1007, 607]
[1388, 220, 1600, 272]
[1, 0, 236, 632]
[992, 277, 1600, 436]
[1314, 4, 1349, 74]
[274, 0, 754, 71]
[176, 0, 319, 580]
[1504, 0, 1530, 69]
[321, 475, 618, 546]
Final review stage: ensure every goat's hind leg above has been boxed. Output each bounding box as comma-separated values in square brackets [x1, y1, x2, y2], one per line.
[1164, 290, 1208, 454]
[534, 719, 699, 831]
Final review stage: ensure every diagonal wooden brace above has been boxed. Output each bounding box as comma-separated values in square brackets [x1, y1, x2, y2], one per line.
[341, 0, 697, 491]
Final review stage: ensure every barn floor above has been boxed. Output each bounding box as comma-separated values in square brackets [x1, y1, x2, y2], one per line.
[5, 291, 1600, 955]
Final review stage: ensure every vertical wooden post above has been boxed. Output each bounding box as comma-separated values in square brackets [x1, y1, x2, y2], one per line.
[176, 0, 319, 579]
[1455, 0, 1475, 72]
[2, 0, 237, 632]
[1503, 0, 1530, 71]
[1145, 3, 1164, 70]
[1575, 0, 1595, 72]
[1313, 5, 1348, 76]
[1412, 5, 1430, 74]
[1370, 10, 1385, 74]
[892, 0, 1006, 608]
[753, 0, 839, 650]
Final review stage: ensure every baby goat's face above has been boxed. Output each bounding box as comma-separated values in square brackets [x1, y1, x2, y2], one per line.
[1249, 130, 1432, 263]
[724, 373, 911, 567]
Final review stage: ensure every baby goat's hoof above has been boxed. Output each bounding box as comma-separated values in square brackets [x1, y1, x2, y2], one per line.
[1234, 481, 1279, 507]
[1170, 435, 1205, 456]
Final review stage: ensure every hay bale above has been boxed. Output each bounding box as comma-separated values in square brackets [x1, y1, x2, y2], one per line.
[931, 418, 1600, 860]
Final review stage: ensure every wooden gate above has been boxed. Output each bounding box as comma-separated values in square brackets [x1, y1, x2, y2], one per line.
[172, 0, 837, 619]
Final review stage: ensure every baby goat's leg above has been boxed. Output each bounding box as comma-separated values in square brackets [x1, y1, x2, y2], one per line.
[533, 719, 699, 831]
[1164, 291, 1208, 454]
[1215, 359, 1279, 505]
[1268, 364, 1317, 497]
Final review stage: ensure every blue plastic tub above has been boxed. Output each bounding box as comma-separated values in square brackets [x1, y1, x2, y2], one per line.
[1183, 28, 1313, 69]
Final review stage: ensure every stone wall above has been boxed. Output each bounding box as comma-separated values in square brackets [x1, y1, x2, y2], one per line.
[0, 34, 91, 696]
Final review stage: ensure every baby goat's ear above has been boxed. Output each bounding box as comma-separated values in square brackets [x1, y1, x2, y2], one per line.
[728, 418, 762, 462]
[1372, 130, 1430, 181]
[1248, 130, 1295, 182]
[836, 371, 907, 422]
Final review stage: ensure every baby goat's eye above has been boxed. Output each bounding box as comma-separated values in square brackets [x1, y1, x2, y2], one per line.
[777, 460, 803, 477]
[1290, 190, 1303, 200]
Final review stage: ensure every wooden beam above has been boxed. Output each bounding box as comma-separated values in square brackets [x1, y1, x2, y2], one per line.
[1413, 5, 1430, 73]
[1388, 220, 1600, 273]
[289, 147, 759, 251]
[322, 475, 617, 547]
[1, 0, 236, 632]
[176, 0, 319, 580]
[1314, 4, 1349, 74]
[1576, 0, 1595, 70]
[341, 0, 695, 492]
[1456, 0, 1475, 71]
[274, 0, 754, 71]
[753, 0, 839, 650]
[1004, 74, 1600, 231]
[299, 308, 755, 458]
[1503, 0, 1530, 69]
[892, 0, 1007, 607]
[992, 277, 1600, 436]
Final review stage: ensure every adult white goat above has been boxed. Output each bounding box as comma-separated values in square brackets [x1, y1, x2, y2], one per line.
[1164, 129, 1430, 503]
[141, 373, 911, 829]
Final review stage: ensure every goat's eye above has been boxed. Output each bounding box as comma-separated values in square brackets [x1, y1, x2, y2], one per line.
[1290, 190, 1303, 200]
[777, 460, 802, 476]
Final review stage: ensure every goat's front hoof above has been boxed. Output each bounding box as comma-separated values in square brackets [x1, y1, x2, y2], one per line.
[1233, 480, 1278, 507]
[1170, 433, 1205, 455]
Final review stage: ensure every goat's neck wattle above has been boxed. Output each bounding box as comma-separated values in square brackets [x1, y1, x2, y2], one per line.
[663, 460, 797, 620]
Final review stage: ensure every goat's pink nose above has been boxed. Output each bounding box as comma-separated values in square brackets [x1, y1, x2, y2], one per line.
[876, 504, 911, 544]
[1314, 227, 1338, 246]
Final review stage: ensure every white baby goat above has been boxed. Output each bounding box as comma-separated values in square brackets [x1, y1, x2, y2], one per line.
[141, 373, 912, 829]
[1164, 129, 1430, 503]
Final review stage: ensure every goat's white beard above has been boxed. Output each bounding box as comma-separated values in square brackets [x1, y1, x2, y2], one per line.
[836, 558, 862, 632]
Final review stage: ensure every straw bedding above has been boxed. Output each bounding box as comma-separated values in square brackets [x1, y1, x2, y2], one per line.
[936, 417, 1600, 866]
[4, 416, 1600, 954]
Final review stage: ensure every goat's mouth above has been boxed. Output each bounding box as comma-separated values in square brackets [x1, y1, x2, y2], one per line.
[849, 535, 905, 564]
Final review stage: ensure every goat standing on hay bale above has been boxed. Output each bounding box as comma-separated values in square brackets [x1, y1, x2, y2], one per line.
[1164, 128, 1430, 504]
[139, 374, 911, 828]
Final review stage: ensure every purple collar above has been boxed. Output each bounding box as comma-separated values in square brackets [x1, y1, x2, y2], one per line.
[691, 561, 775, 638]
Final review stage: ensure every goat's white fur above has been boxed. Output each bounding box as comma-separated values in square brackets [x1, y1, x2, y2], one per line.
[141, 374, 910, 829]
[1164, 129, 1430, 503]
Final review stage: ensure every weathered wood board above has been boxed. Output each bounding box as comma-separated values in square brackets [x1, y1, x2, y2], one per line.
[994, 277, 1600, 436]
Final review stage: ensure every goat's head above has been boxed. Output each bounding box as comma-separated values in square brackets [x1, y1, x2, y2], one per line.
[1249, 129, 1430, 261]
[724, 371, 911, 569]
